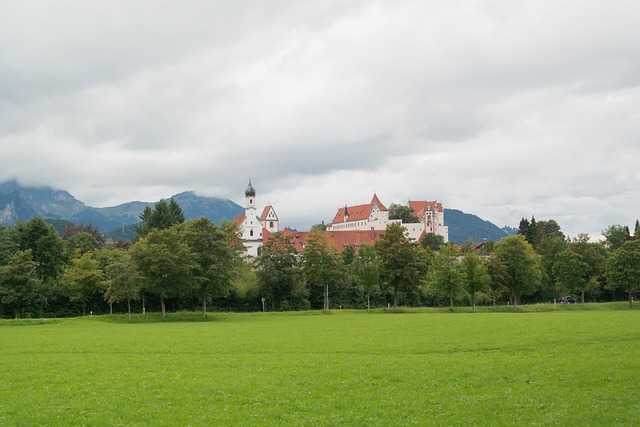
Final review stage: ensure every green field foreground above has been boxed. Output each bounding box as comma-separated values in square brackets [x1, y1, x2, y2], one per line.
[1, 307, 639, 425]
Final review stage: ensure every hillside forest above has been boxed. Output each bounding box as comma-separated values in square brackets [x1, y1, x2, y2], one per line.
[1, 199, 639, 319]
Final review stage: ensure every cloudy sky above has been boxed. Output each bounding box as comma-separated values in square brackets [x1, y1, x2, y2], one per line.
[1, 0, 639, 239]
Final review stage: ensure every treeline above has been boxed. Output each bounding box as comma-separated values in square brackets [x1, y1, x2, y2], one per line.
[1, 201, 639, 319]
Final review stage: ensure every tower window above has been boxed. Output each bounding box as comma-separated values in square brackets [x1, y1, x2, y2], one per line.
[250, 230, 254, 237]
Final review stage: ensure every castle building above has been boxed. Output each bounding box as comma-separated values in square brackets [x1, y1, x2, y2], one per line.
[233, 182, 447, 256]
[326, 193, 448, 243]
[232, 179, 278, 257]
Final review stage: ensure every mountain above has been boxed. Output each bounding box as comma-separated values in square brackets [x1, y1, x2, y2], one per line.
[1, 180, 515, 243]
[0, 180, 86, 224]
[0, 180, 243, 237]
[444, 208, 515, 244]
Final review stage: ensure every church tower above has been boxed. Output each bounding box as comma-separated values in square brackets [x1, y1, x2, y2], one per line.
[245, 178, 256, 211]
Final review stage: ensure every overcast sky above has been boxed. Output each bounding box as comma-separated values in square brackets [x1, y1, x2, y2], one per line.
[1, 0, 639, 239]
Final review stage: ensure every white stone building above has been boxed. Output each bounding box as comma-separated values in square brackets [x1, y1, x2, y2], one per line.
[232, 180, 279, 257]
[326, 193, 448, 242]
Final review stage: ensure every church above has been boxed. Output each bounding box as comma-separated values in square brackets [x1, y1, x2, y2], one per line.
[231, 179, 279, 257]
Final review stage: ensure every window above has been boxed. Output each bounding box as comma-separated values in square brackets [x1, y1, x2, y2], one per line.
[250, 230, 254, 237]
[270, 221, 274, 228]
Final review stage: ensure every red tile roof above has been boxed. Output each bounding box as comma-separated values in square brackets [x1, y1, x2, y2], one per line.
[263, 228, 386, 252]
[231, 213, 246, 227]
[329, 193, 388, 225]
[408, 200, 443, 219]
[259, 205, 276, 221]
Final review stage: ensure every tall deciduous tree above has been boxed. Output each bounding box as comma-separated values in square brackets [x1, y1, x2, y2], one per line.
[182, 218, 240, 317]
[487, 256, 507, 308]
[462, 252, 490, 311]
[491, 235, 541, 308]
[427, 244, 466, 308]
[570, 234, 607, 303]
[553, 250, 588, 302]
[602, 224, 632, 251]
[61, 252, 103, 315]
[375, 223, 426, 309]
[351, 244, 380, 312]
[130, 225, 197, 317]
[605, 239, 640, 307]
[0, 249, 40, 318]
[255, 232, 303, 311]
[303, 230, 345, 310]
[13, 218, 65, 283]
[104, 254, 143, 320]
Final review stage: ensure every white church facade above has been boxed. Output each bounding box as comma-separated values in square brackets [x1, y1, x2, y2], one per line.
[231, 179, 279, 257]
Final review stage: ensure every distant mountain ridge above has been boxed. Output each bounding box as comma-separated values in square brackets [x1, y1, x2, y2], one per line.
[443, 208, 515, 244]
[0, 180, 243, 236]
[0, 180, 515, 243]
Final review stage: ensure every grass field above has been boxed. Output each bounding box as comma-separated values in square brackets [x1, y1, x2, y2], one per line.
[1, 306, 639, 425]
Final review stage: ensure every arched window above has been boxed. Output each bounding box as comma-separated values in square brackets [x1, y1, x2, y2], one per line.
[250, 230, 254, 237]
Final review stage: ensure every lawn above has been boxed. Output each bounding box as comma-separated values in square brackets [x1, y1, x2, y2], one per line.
[1, 307, 639, 425]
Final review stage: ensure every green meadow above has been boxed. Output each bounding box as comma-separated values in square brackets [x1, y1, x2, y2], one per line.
[1, 306, 639, 425]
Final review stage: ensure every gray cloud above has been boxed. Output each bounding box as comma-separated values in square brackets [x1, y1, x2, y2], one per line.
[1, 0, 639, 240]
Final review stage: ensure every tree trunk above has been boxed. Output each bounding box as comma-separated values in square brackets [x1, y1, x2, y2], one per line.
[161, 297, 166, 318]
[449, 295, 453, 308]
[127, 299, 132, 321]
[630, 289, 634, 308]
[367, 293, 371, 312]
[202, 296, 207, 318]
[393, 286, 398, 310]
[581, 290, 586, 305]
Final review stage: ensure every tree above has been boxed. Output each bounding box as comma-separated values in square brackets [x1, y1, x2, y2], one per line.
[60, 252, 103, 315]
[303, 230, 346, 310]
[351, 244, 381, 312]
[602, 225, 631, 251]
[420, 232, 445, 251]
[388, 203, 420, 223]
[519, 216, 564, 248]
[137, 198, 186, 237]
[0, 225, 18, 266]
[487, 256, 508, 308]
[13, 218, 65, 283]
[570, 234, 607, 303]
[491, 235, 541, 308]
[634, 220, 640, 240]
[255, 232, 304, 311]
[462, 252, 490, 311]
[427, 244, 466, 308]
[553, 250, 588, 302]
[62, 224, 107, 250]
[63, 231, 97, 259]
[104, 254, 143, 320]
[605, 239, 640, 307]
[182, 218, 240, 317]
[0, 250, 40, 318]
[130, 225, 197, 317]
[375, 223, 426, 309]
[535, 235, 568, 302]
